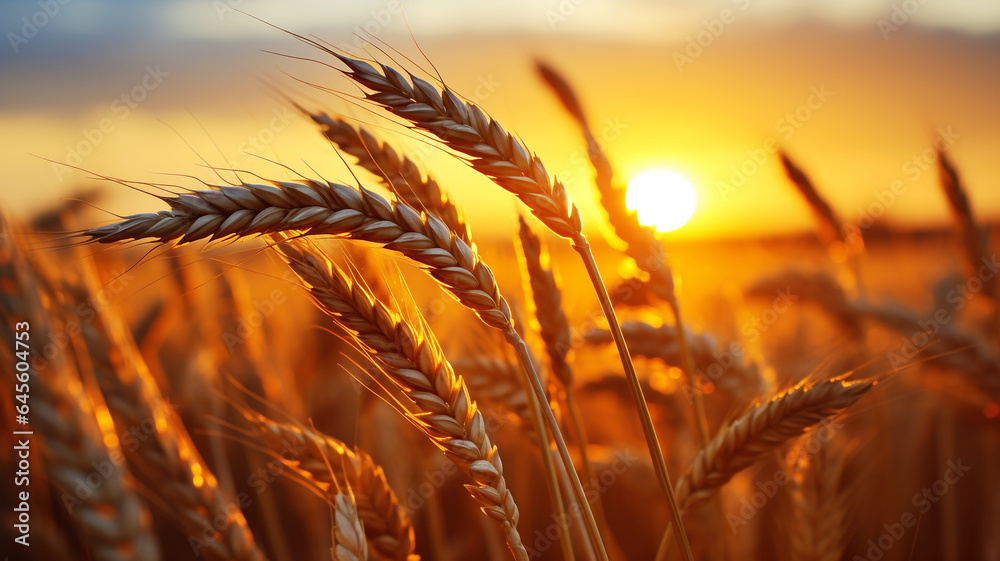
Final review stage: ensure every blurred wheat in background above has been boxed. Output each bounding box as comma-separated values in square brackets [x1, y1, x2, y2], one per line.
[2, 2, 1000, 561]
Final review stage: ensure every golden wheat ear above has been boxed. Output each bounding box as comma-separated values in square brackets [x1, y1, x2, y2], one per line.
[0, 215, 161, 561]
[272, 239, 530, 561]
[655, 377, 878, 557]
[65, 261, 268, 561]
[307, 111, 473, 245]
[324, 51, 691, 560]
[240, 412, 416, 561]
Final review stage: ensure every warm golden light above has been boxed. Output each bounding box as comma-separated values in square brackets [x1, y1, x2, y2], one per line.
[625, 170, 697, 232]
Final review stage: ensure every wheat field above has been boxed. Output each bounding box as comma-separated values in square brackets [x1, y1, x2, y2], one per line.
[2, 9, 999, 561]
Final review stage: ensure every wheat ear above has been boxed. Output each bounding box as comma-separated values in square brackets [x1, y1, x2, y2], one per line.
[655, 378, 875, 559]
[675, 378, 874, 509]
[84, 174, 582, 560]
[0, 219, 160, 561]
[274, 240, 529, 561]
[938, 149, 999, 337]
[83, 178, 510, 329]
[455, 356, 532, 426]
[243, 414, 415, 561]
[323, 48, 689, 559]
[778, 152, 862, 293]
[788, 440, 854, 561]
[747, 270, 1000, 399]
[308, 111, 473, 245]
[585, 321, 762, 397]
[68, 265, 267, 561]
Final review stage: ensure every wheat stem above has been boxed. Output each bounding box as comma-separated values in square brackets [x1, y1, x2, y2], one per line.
[571, 235, 694, 561]
[667, 297, 711, 448]
[507, 333, 608, 561]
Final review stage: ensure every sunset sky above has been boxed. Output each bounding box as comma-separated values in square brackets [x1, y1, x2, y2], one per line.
[2, 0, 999, 239]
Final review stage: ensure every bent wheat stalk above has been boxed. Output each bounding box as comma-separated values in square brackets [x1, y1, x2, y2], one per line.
[243, 414, 415, 561]
[308, 111, 473, 245]
[84, 176, 583, 560]
[321, 48, 689, 560]
[274, 240, 529, 561]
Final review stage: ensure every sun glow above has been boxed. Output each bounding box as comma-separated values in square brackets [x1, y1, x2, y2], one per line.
[625, 170, 698, 232]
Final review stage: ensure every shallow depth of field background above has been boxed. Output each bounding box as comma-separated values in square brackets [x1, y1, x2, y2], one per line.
[2, 1, 1000, 560]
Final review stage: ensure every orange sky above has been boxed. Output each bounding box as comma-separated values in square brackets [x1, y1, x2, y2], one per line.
[2, 1, 999, 240]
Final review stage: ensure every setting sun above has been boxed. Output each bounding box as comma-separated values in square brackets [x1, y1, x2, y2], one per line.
[625, 170, 698, 232]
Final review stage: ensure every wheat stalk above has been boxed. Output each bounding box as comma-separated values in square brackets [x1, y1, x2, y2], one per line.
[274, 240, 529, 561]
[517, 216, 608, 526]
[67, 264, 267, 561]
[0, 214, 161, 561]
[242, 413, 415, 561]
[308, 111, 473, 245]
[85, 174, 587, 560]
[84, 178, 510, 330]
[314, 48, 691, 558]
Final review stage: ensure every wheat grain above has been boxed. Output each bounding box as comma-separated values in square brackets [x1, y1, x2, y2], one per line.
[331, 487, 369, 561]
[308, 111, 473, 245]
